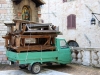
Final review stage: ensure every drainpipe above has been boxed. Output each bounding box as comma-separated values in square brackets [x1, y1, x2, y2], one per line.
[84, 34, 91, 47]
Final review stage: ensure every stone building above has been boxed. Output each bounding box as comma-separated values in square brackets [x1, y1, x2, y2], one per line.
[0, 0, 100, 67]
[0, 0, 45, 64]
[41, 0, 100, 48]
[41, 0, 100, 67]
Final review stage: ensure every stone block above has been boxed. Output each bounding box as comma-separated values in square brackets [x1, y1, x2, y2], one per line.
[3, 51, 6, 54]
[0, 58, 2, 61]
[0, 0, 7, 4]
[4, 16, 11, 20]
[8, 4, 13, 8]
[0, 4, 1, 7]
[0, 49, 6, 51]
[1, 4, 8, 8]
[0, 51, 3, 54]
[0, 20, 4, 24]
[0, 54, 6, 58]
[0, 46, 7, 51]
[1, 31, 7, 34]
[2, 57, 7, 61]
[0, 42, 5, 46]
[1, 60, 7, 64]
[0, 9, 7, 14]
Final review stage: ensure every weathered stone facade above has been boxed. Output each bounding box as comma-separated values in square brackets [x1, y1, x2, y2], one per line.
[40, 0, 100, 67]
[41, 0, 100, 48]
[0, 0, 13, 64]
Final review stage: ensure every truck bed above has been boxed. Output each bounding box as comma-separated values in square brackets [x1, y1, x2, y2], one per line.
[6, 50, 58, 64]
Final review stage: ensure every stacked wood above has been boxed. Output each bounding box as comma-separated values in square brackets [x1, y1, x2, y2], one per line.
[2, 19, 60, 52]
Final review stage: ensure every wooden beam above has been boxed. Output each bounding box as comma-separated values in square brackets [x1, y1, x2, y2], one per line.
[11, 45, 55, 52]
[11, 36, 15, 46]
[47, 37, 51, 45]
[16, 37, 20, 47]
[19, 35, 57, 38]
[11, 26, 14, 32]
[13, 19, 38, 24]
[44, 37, 51, 45]
[2, 35, 10, 39]
[52, 38, 55, 45]
[21, 25, 26, 34]
[16, 22, 19, 29]
[5, 39, 8, 47]
[4, 23, 16, 26]
[20, 38, 25, 46]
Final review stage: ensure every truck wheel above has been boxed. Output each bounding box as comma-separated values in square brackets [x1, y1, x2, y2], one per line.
[60, 64, 66, 66]
[31, 63, 41, 74]
[19, 64, 27, 69]
[46, 62, 52, 66]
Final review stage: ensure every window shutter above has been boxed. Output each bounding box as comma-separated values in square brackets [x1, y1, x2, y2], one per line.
[67, 15, 72, 28]
[67, 14, 76, 29]
[72, 15, 76, 28]
[63, 0, 67, 3]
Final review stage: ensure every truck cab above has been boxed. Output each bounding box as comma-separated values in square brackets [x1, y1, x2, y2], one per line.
[56, 38, 72, 64]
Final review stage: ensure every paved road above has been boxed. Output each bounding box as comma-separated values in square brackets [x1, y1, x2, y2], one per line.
[0, 64, 100, 75]
[45, 64, 100, 75]
[0, 69, 71, 75]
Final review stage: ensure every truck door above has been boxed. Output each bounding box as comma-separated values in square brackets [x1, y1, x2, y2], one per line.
[58, 39, 71, 63]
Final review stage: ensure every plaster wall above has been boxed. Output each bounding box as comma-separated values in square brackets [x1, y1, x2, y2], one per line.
[41, 0, 100, 48]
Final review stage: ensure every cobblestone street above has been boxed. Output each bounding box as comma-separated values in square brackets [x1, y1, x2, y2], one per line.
[0, 64, 100, 75]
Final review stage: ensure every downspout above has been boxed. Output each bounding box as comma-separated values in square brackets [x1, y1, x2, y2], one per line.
[84, 34, 91, 47]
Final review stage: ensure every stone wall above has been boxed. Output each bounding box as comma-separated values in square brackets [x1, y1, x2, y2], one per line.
[0, 0, 13, 64]
[40, 0, 100, 67]
[0, 0, 42, 64]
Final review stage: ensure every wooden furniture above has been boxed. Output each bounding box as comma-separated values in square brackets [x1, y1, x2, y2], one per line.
[3, 19, 60, 52]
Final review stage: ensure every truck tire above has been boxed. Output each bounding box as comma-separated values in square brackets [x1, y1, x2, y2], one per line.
[31, 63, 41, 74]
[60, 64, 66, 66]
[46, 62, 52, 66]
[19, 64, 27, 69]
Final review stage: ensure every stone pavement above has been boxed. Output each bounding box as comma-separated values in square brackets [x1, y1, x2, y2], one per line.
[0, 69, 72, 75]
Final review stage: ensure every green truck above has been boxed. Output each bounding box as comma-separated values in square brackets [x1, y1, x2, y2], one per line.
[6, 38, 72, 74]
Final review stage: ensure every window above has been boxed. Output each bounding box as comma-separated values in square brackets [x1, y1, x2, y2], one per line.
[63, 0, 67, 3]
[60, 40, 68, 48]
[63, 0, 74, 3]
[68, 40, 79, 47]
[67, 14, 76, 29]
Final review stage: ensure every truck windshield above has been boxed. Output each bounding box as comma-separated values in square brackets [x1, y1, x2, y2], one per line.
[60, 40, 68, 48]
